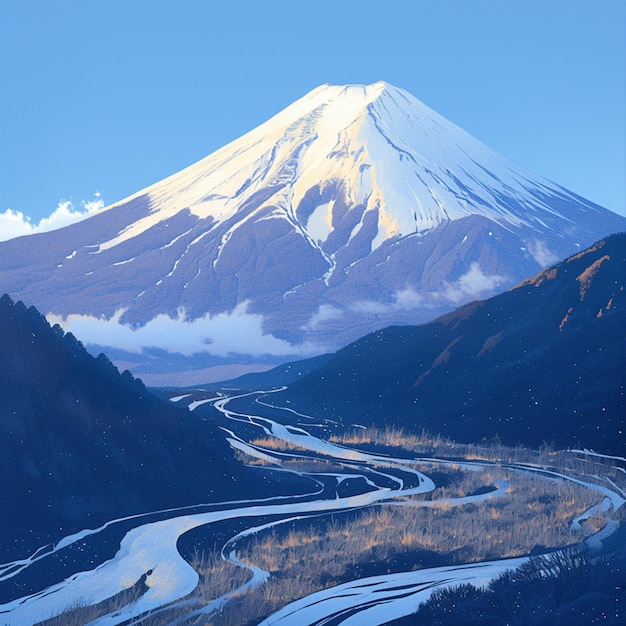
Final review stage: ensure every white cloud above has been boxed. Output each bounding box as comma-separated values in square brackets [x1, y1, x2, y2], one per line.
[349, 287, 424, 315]
[394, 288, 424, 309]
[440, 262, 507, 303]
[0, 195, 105, 242]
[527, 239, 559, 267]
[302, 304, 344, 331]
[303, 271, 507, 332]
[48, 302, 322, 358]
[0, 209, 35, 242]
[304, 287, 425, 330]
[350, 287, 425, 316]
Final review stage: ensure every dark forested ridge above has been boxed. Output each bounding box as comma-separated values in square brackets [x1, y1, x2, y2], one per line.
[271, 234, 626, 454]
[0, 295, 256, 557]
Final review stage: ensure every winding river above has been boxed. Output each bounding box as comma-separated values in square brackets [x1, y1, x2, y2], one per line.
[0, 389, 623, 625]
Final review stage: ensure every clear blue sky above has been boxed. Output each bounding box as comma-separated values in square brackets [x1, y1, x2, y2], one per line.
[1, 0, 625, 231]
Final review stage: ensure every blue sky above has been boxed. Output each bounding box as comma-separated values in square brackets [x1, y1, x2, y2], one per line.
[1, 0, 625, 238]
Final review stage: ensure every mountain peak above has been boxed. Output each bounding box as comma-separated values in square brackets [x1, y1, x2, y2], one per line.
[98, 81, 434, 250]
[97, 80, 530, 250]
[306, 80, 402, 103]
[1, 83, 624, 384]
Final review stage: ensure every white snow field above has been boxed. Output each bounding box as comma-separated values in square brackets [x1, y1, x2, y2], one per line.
[96, 82, 602, 254]
[257, 558, 530, 626]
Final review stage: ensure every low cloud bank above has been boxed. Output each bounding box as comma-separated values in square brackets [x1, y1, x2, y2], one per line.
[304, 264, 508, 330]
[48, 263, 507, 358]
[0, 195, 104, 242]
[440, 262, 508, 304]
[304, 287, 426, 331]
[527, 239, 559, 267]
[48, 302, 323, 358]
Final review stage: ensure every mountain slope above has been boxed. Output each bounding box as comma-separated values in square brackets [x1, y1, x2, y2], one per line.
[1, 83, 624, 383]
[278, 233, 626, 454]
[0, 295, 256, 558]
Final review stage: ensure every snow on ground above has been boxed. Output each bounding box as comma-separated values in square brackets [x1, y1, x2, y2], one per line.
[0, 458, 434, 624]
[257, 558, 529, 626]
[169, 393, 193, 402]
[2, 390, 622, 626]
[527, 467, 625, 512]
[187, 397, 216, 411]
[571, 449, 626, 464]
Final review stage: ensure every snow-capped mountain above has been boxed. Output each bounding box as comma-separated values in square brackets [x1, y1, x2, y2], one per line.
[1, 82, 624, 383]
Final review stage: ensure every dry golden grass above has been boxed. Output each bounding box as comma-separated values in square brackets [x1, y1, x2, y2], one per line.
[37, 430, 620, 626]
[248, 436, 311, 452]
[209, 465, 605, 625]
[37, 581, 145, 626]
[329, 426, 624, 487]
[190, 547, 253, 604]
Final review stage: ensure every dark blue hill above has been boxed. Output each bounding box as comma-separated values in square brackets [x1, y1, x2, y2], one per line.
[277, 234, 626, 454]
[0, 295, 254, 558]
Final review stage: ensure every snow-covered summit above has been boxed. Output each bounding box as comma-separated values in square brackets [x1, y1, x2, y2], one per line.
[99, 81, 577, 253]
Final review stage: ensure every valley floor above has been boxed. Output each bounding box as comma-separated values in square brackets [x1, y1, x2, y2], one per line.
[1, 389, 624, 625]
